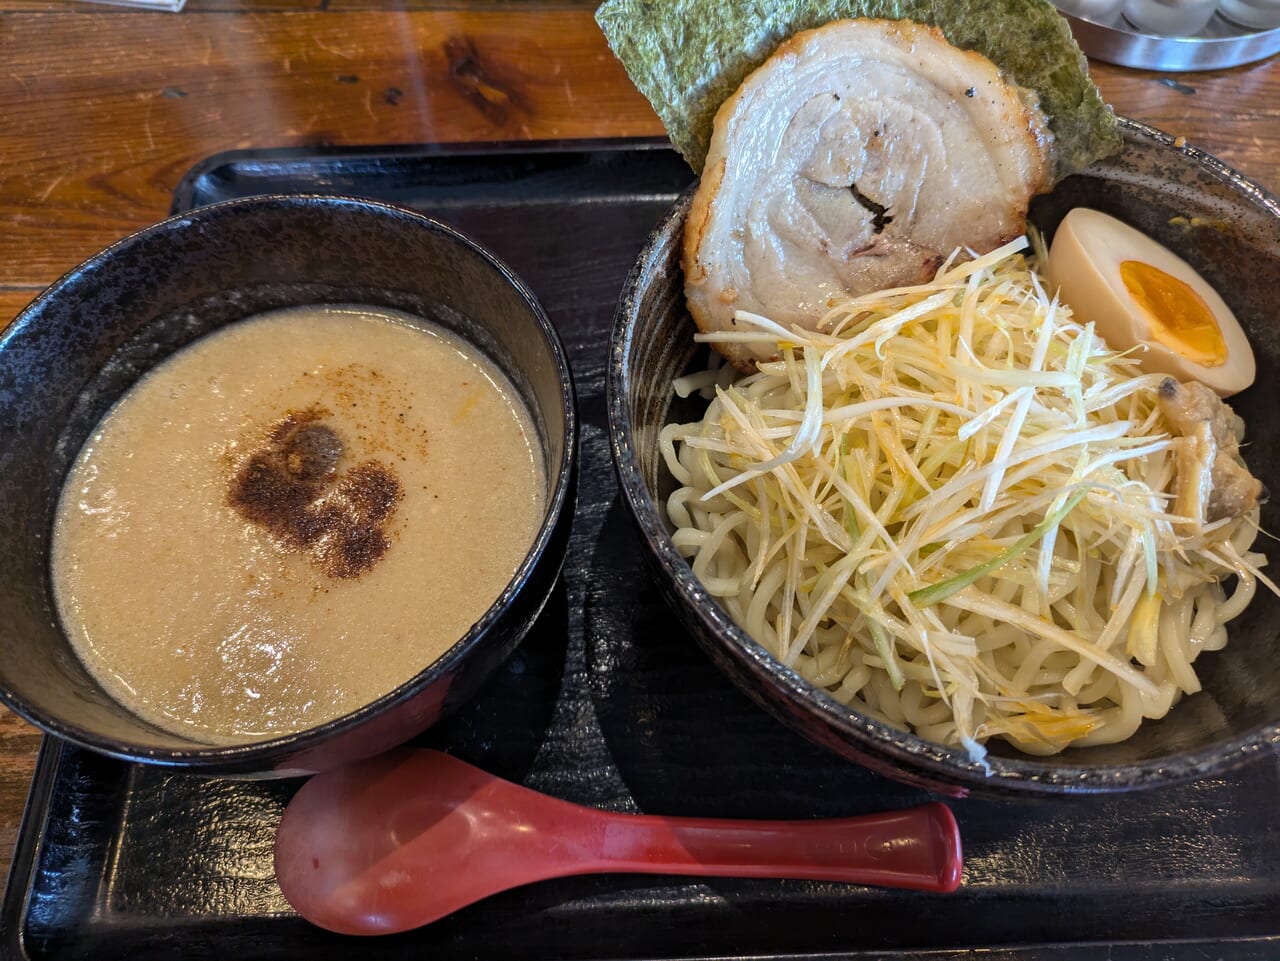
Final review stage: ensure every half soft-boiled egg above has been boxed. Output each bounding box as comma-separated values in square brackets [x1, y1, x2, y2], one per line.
[1046, 207, 1255, 396]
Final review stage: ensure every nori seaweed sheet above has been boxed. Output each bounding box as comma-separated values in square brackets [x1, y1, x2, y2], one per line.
[595, 0, 1121, 180]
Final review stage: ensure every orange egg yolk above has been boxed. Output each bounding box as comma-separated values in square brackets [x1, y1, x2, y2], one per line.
[1120, 259, 1227, 367]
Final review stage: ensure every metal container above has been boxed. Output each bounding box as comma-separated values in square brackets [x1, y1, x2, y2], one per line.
[1123, 0, 1219, 34]
[1219, 0, 1280, 29]
[1057, 2, 1280, 68]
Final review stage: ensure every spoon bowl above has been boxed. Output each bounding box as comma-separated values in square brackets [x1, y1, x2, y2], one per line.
[274, 749, 963, 935]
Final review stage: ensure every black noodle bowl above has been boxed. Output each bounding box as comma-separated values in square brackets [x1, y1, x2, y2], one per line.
[608, 118, 1280, 797]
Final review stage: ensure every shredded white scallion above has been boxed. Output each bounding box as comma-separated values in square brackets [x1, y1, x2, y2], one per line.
[660, 242, 1268, 762]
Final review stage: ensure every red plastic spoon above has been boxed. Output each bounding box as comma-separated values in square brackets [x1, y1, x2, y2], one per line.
[274, 748, 963, 935]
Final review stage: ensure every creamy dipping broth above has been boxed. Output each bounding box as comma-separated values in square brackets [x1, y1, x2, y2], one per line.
[51, 305, 546, 744]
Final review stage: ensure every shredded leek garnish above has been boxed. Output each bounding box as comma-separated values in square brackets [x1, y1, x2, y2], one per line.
[662, 240, 1270, 763]
[908, 488, 1091, 608]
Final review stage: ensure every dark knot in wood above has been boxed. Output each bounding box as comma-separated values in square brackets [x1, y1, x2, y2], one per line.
[445, 36, 515, 126]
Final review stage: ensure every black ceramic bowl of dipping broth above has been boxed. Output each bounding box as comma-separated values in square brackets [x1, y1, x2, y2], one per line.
[0, 195, 576, 777]
[609, 118, 1280, 797]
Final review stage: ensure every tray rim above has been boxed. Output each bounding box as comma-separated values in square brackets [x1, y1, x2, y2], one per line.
[168, 136, 674, 216]
[2, 138, 1277, 961]
[2, 738, 64, 961]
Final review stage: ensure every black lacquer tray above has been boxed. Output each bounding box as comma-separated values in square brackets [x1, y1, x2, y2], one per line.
[3, 143, 1278, 961]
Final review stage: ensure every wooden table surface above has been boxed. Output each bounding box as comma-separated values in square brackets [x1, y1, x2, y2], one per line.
[1, 0, 1278, 895]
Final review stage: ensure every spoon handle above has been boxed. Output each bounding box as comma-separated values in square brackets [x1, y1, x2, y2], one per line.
[585, 803, 962, 893]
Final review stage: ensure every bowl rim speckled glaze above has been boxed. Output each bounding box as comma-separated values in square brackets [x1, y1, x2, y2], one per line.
[607, 117, 1280, 796]
[0, 193, 578, 773]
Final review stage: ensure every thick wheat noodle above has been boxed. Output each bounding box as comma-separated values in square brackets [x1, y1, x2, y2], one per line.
[660, 243, 1268, 764]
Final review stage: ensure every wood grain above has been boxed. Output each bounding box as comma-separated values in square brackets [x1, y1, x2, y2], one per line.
[0, 8, 660, 290]
[1, 0, 1278, 895]
[0, 712, 42, 894]
[1, 9, 1277, 297]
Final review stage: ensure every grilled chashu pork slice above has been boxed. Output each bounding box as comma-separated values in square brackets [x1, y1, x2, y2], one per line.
[683, 19, 1055, 369]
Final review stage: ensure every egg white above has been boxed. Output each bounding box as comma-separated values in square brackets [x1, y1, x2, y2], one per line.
[1047, 207, 1255, 396]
